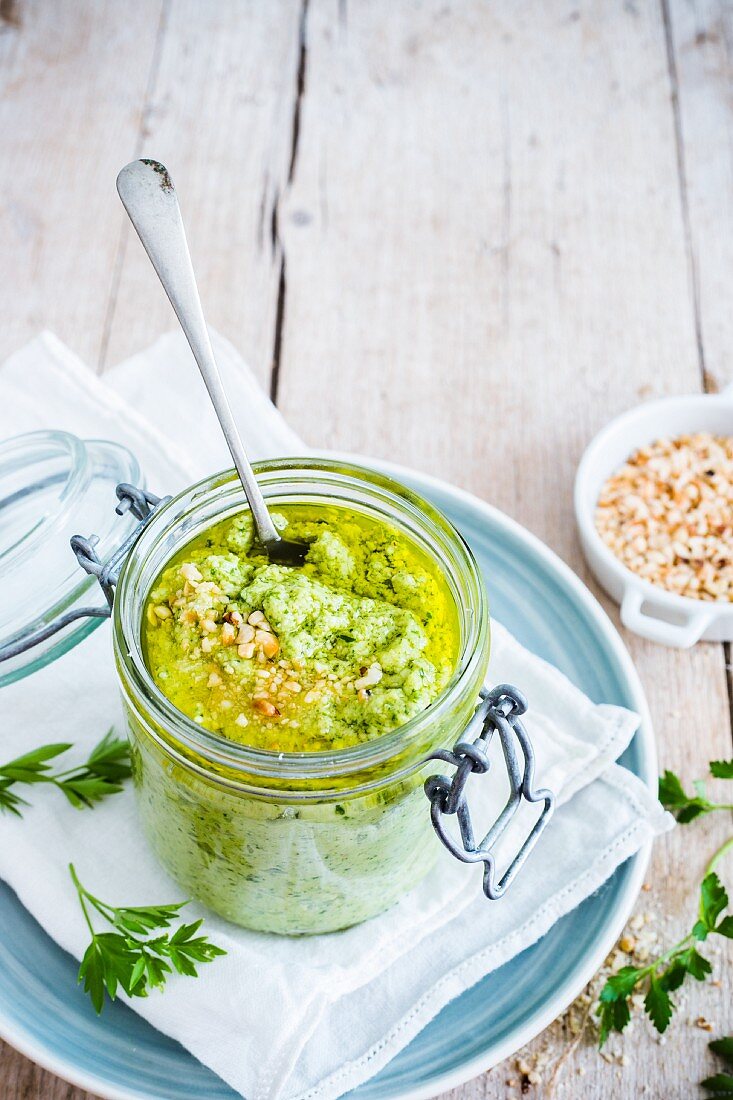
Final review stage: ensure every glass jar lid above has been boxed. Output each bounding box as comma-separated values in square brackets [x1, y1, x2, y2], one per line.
[0, 430, 142, 686]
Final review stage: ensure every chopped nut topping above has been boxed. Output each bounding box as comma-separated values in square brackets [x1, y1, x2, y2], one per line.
[237, 623, 255, 644]
[220, 622, 237, 645]
[180, 562, 203, 585]
[354, 663, 382, 691]
[256, 629, 280, 658]
[595, 433, 733, 602]
[248, 610, 266, 626]
[238, 641, 255, 659]
[153, 604, 172, 620]
[254, 698, 280, 717]
[207, 672, 222, 688]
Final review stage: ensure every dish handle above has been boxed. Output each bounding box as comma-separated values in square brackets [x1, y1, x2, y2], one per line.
[424, 685, 554, 899]
[620, 588, 715, 649]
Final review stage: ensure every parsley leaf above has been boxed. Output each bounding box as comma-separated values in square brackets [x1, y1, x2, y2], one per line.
[703, 1038, 733, 1098]
[711, 760, 733, 780]
[659, 766, 733, 822]
[700, 873, 729, 934]
[70, 864, 225, 1014]
[0, 730, 131, 816]
[709, 1038, 733, 1067]
[644, 976, 672, 1033]
[597, 859, 732, 1046]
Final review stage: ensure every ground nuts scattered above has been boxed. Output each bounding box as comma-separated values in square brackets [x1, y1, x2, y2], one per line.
[254, 698, 280, 717]
[354, 663, 382, 691]
[595, 433, 733, 602]
[256, 629, 280, 658]
[238, 641, 255, 659]
[220, 622, 237, 645]
[237, 623, 255, 644]
[180, 562, 203, 585]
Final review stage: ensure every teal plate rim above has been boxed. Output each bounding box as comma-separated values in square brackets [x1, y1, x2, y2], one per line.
[0, 456, 656, 1100]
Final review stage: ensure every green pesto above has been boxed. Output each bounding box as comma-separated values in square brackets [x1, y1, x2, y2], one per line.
[143, 504, 460, 752]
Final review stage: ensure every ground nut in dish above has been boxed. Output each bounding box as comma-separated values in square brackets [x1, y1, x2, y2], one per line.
[144, 503, 460, 751]
[595, 432, 733, 601]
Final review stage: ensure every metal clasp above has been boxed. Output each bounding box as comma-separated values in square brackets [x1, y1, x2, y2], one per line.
[424, 684, 554, 899]
[0, 483, 168, 663]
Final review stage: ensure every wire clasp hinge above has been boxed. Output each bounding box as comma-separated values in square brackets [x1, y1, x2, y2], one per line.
[424, 684, 555, 899]
[70, 484, 165, 608]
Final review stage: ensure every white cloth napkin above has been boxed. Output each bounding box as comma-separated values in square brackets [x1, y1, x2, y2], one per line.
[0, 333, 672, 1100]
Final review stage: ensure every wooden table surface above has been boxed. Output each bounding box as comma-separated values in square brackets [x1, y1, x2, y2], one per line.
[1, 1, 732, 1097]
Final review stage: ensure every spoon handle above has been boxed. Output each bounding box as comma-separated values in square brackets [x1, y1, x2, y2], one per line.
[116, 158, 281, 546]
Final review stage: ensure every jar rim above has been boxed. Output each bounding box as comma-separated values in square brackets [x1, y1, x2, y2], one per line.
[113, 458, 489, 784]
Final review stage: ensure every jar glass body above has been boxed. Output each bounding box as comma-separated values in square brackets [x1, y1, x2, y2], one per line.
[113, 459, 490, 934]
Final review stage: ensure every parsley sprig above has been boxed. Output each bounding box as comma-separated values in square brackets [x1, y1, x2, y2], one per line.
[703, 1036, 733, 1098]
[71, 864, 226, 1014]
[0, 729, 131, 816]
[660, 761, 733, 823]
[598, 759, 733, 1047]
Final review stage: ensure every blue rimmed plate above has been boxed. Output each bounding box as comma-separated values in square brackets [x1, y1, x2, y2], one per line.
[0, 461, 655, 1100]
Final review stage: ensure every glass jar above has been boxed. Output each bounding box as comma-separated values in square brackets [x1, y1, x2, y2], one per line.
[0, 430, 141, 686]
[113, 458, 490, 934]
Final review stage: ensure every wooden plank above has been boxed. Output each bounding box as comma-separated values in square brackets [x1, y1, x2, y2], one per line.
[663, 0, 733, 394]
[0, 0, 166, 367]
[101, 0, 304, 386]
[275, 1, 733, 1097]
[0, 1039, 98, 1100]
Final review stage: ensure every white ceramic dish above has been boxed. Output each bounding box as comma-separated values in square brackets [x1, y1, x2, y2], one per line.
[575, 385, 733, 648]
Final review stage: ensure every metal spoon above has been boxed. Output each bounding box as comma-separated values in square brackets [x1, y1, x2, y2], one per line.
[116, 158, 309, 566]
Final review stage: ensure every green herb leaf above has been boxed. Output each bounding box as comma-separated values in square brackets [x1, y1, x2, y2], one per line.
[716, 916, 733, 939]
[112, 902, 187, 935]
[0, 733, 130, 817]
[710, 760, 733, 780]
[701, 873, 729, 932]
[644, 976, 673, 1034]
[597, 997, 631, 1045]
[70, 865, 225, 1014]
[677, 946, 712, 981]
[84, 729, 134, 782]
[710, 1039, 733, 1068]
[0, 743, 71, 785]
[701, 1073, 733, 1097]
[78, 939, 108, 1015]
[599, 966, 640, 1002]
[0, 781, 28, 816]
[58, 775, 126, 810]
[659, 769, 711, 822]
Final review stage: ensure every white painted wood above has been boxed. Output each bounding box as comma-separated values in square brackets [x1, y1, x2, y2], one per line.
[0, 0, 166, 367]
[665, 0, 733, 392]
[102, 0, 303, 386]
